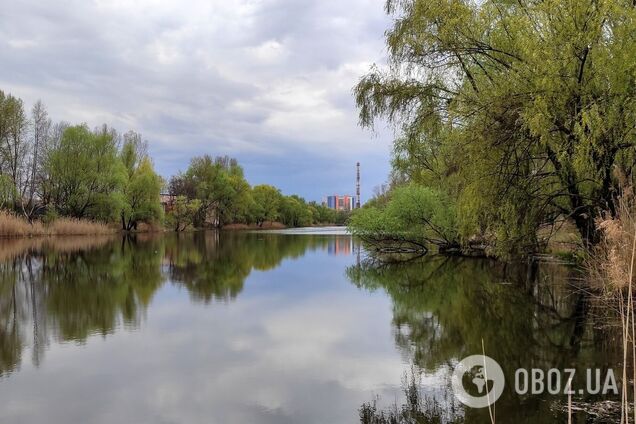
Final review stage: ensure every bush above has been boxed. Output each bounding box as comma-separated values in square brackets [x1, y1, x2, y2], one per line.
[348, 184, 458, 250]
[41, 208, 58, 225]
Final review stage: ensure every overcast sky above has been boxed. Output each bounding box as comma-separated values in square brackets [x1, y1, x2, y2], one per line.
[0, 0, 393, 202]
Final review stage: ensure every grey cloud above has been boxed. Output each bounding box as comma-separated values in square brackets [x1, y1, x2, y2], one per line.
[0, 0, 392, 200]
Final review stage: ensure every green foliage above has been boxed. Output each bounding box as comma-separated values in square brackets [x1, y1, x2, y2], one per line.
[0, 90, 335, 230]
[166, 196, 201, 231]
[169, 156, 335, 229]
[45, 125, 126, 220]
[121, 157, 163, 230]
[118, 132, 163, 230]
[349, 184, 458, 249]
[309, 201, 337, 225]
[41, 208, 58, 225]
[0, 91, 28, 206]
[0, 174, 16, 209]
[279, 195, 313, 227]
[172, 155, 254, 227]
[334, 210, 351, 226]
[251, 184, 281, 225]
[355, 0, 636, 253]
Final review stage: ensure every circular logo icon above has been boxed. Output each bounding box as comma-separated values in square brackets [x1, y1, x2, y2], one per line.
[451, 355, 505, 408]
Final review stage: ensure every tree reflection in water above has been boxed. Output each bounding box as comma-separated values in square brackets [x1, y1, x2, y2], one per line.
[0, 232, 343, 376]
[0, 234, 618, 422]
[347, 255, 620, 423]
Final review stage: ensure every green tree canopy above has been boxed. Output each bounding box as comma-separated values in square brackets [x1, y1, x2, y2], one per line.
[121, 157, 163, 230]
[355, 0, 636, 252]
[166, 195, 201, 231]
[171, 155, 253, 228]
[349, 184, 458, 252]
[279, 195, 313, 227]
[251, 184, 282, 226]
[0, 91, 28, 206]
[45, 125, 126, 220]
[118, 133, 163, 230]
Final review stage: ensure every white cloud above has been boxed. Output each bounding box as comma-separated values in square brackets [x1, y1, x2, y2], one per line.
[7, 39, 38, 49]
[0, 0, 393, 200]
[249, 40, 288, 63]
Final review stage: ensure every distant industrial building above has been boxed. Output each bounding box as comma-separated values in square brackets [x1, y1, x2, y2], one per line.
[323, 163, 362, 211]
[325, 195, 354, 211]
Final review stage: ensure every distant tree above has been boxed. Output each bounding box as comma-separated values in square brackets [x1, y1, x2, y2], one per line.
[308, 201, 336, 224]
[0, 91, 28, 207]
[166, 196, 201, 231]
[45, 125, 126, 220]
[218, 164, 253, 225]
[47, 121, 68, 152]
[0, 175, 16, 210]
[119, 130, 147, 175]
[119, 132, 162, 230]
[251, 185, 281, 226]
[175, 155, 253, 227]
[168, 172, 196, 199]
[334, 210, 351, 226]
[279, 195, 313, 227]
[20, 101, 52, 219]
[120, 157, 163, 231]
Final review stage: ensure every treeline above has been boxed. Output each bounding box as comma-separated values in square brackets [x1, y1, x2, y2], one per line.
[0, 89, 339, 232]
[165, 155, 347, 231]
[0, 90, 163, 230]
[350, 0, 636, 256]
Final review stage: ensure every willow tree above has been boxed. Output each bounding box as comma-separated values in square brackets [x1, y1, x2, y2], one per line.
[45, 125, 126, 220]
[355, 0, 636, 251]
[119, 132, 163, 231]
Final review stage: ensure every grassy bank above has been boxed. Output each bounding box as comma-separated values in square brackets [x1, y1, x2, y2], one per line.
[0, 211, 116, 237]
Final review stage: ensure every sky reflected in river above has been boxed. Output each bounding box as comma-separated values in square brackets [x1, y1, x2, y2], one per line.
[0, 232, 620, 423]
[0, 233, 404, 424]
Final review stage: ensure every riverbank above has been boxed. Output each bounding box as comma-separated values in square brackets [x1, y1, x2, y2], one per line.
[0, 212, 347, 237]
[222, 221, 287, 231]
[221, 222, 347, 231]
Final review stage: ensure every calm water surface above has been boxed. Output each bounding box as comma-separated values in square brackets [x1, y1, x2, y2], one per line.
[0, 231, 618, 423]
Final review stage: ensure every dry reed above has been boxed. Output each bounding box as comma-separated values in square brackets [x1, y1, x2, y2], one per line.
[0, 211, 116, 237]
[587, 190, 636, 423]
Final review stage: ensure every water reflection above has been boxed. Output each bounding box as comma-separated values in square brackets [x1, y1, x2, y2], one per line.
[0, 232, 352, 377]
[0, 233, 620, 423]
[166, 233, 353, 303]
[348, 256, 620, 422]
[0, 236, 163, 376]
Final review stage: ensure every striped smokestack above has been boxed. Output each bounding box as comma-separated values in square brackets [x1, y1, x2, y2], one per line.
[356, 162, 361, 209]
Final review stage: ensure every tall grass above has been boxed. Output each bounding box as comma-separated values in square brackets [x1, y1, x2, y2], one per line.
[46, 217, 115, 235]
[587, 190, 636, 423]
[358, 370, 464, 424]
[0, 211, 116, 237]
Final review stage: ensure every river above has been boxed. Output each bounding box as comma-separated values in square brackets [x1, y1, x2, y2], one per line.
[0, 231, 619, 423]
